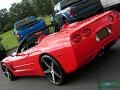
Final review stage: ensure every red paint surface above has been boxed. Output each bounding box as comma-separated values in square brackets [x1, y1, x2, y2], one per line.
[1, 11, 120, 77]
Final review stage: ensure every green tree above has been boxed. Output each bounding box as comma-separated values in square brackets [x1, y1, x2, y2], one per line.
[0, 0, 55, 33]
[9, 0, 36, 21]
[51, 0, 57, 6]
[0, 8, 10, 32]
[31, 0, 53, 16]
[0, 24, 3, 33]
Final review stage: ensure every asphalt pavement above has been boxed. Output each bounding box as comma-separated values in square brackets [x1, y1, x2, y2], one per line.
[0, 41, 120, 90]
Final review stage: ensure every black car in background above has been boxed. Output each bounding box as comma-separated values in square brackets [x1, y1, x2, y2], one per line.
[51, 0, 103, 23]
[0, 38, 6, 60]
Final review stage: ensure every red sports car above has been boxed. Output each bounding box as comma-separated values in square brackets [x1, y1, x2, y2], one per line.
[1, 11, 120, 85]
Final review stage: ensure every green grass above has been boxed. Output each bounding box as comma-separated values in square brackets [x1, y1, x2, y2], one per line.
[0, 30, 19, 51]
[0, 16, 52, 51]
[44, 15, 51, 25]
[44, 16, 54, 33]
[38, 15, 51, 25]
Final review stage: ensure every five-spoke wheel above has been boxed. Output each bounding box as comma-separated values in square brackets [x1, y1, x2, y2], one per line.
[40, 55, 65, 85]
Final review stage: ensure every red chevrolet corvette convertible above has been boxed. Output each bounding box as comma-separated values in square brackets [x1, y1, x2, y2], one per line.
[1, 11, 120, 85]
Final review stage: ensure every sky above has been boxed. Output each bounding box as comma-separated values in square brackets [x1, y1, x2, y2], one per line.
[0, 0, 22, 10]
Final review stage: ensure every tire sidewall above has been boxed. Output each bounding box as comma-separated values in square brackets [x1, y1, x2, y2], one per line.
[40, 55, 65, 85]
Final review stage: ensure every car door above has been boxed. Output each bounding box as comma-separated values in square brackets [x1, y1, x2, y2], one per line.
[12, 50, 36, 76]
[12, 36, 39, 76]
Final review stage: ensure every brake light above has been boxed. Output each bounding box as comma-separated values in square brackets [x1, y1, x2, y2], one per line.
[34, 31, 42, 36]
[81, 29, 91, 37]
[108, 15, 114, 22]
[113, 12, 119, 19]
[71, 34, 81, 43]
[69, 9, 75, 16]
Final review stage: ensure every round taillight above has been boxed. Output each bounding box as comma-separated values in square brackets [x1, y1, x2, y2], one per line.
[108, 15, 114, 22]
[114, 12, 119, 19]
[71, 34, 81, 43]
[81, 29, 91, 37]
[69, 9, 75, 16]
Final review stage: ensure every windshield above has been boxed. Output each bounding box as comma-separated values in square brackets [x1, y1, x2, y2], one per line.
[15, 16, 37, 30]
[16, 24, 54, 53]
[60, 0, 80, 9]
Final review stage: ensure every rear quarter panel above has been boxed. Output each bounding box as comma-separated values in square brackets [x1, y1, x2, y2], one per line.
[57, 11, 120, 73]
[68, 11, 120, 68]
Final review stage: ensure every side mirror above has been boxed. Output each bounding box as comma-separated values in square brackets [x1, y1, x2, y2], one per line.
[11, 52, 17, 57]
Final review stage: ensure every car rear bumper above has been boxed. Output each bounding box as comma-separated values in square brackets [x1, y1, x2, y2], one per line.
[69, 11, 120, 71]
[69, 5, 103, 22]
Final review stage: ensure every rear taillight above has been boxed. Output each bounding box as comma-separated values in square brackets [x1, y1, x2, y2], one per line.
[71, 34, 81, 43]
[108, 15, 114, 22]
[34, 31, 42, 36]
[113, 12, 119, 19]
[81, 29, 91, 37]
[69, 9, 75, 16]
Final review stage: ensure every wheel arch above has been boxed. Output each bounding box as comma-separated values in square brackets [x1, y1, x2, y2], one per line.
[39, 53, 66, 74]
[0, 62, 8, 69]
[1, 62, 4, 70]
[0, 62, 4, 66]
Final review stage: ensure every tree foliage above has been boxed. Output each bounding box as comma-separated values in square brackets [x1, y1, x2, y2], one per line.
[0, 0, 55, 32]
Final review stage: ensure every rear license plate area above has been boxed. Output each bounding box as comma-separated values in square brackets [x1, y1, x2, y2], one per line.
[96, 27, 111, 42]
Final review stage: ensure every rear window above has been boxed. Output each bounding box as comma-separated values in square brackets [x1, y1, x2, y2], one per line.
[61, 0, 80, 9]
[15, 16, 37, 30]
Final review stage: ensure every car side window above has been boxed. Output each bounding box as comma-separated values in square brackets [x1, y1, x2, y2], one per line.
[16, 24, 55, 54]
[21, 42, 37, 52]
[17, 36, 38, 53]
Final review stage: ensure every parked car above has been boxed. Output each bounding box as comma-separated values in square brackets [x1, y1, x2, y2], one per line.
[14, 16, 49, 42]
[100, 0, 120, 11]
[0, 39, 6, 60]
[51, 0, 103, 23]
[1, 11, 120, 85]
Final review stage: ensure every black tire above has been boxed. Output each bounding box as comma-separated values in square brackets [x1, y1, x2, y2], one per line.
[40, 55, 65, 85]
[54, 24, 60, 32]
[1, 64, 16, 81]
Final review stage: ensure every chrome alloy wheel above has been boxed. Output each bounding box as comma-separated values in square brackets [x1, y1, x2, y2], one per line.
[41, 55, 64, 85]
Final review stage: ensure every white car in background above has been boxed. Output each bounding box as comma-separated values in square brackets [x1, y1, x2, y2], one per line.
[100, 0, 120, 10]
